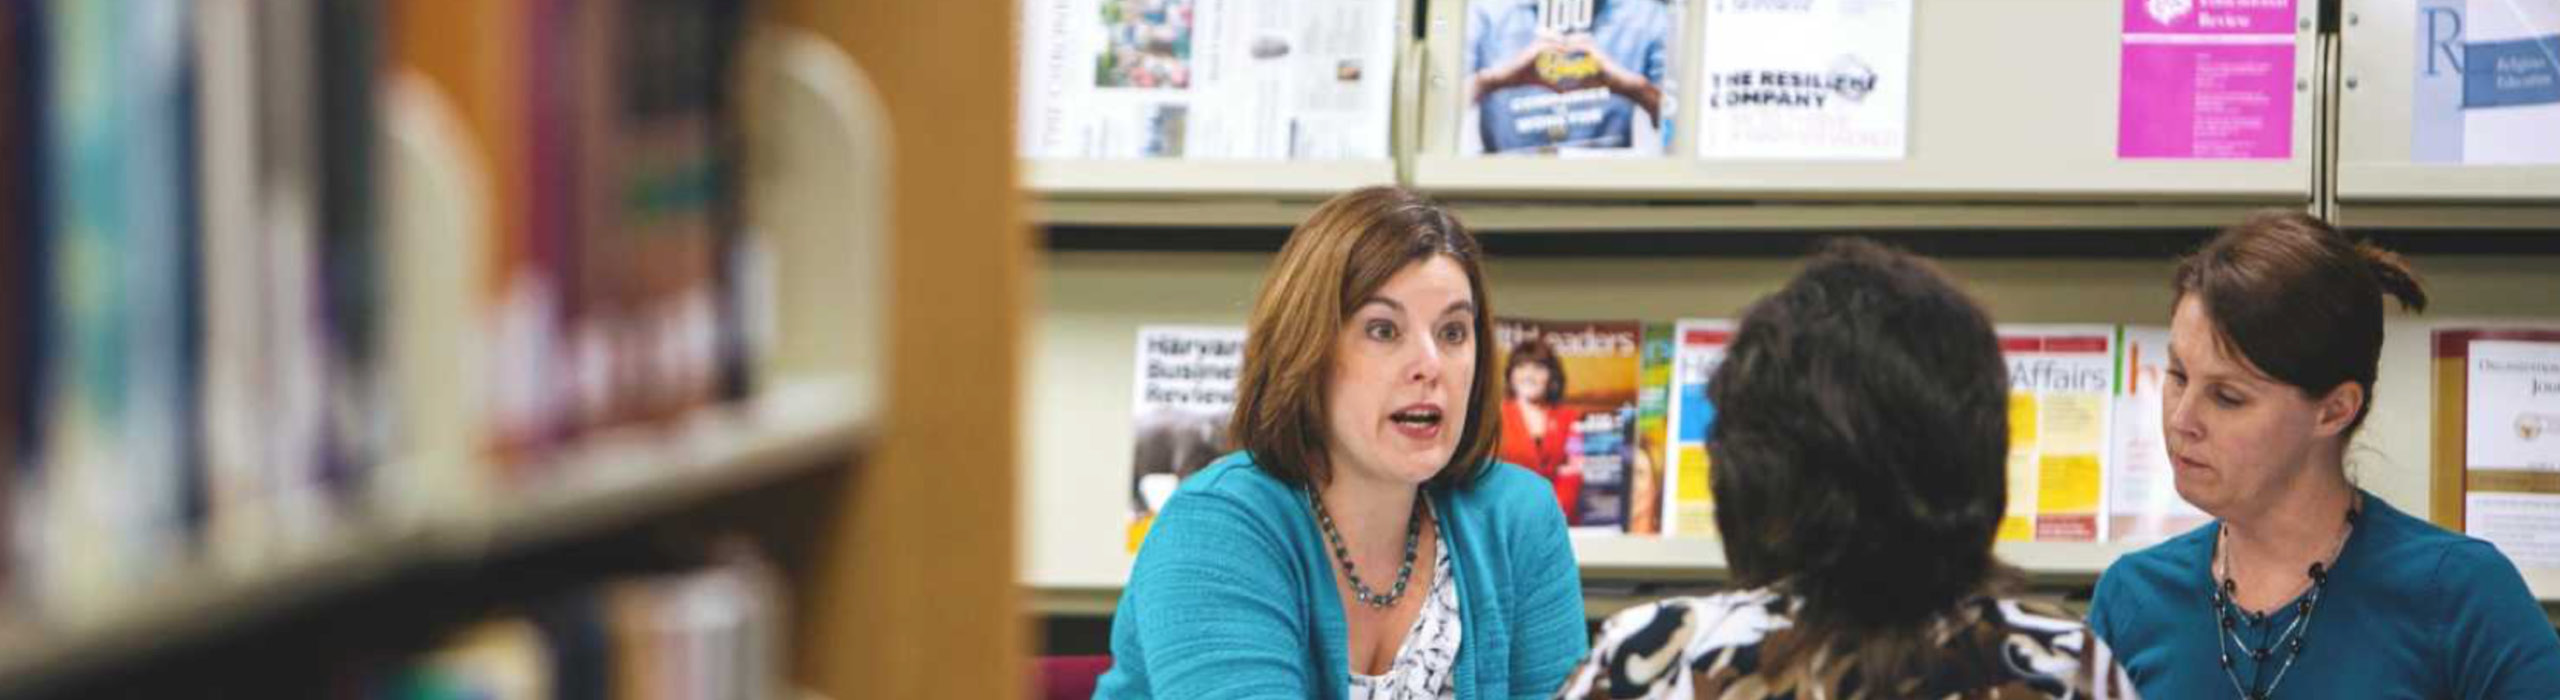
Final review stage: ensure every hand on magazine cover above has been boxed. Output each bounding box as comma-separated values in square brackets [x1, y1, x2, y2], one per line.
[1568, 33, 1662, 122]
[1472, 30, 1569, 99]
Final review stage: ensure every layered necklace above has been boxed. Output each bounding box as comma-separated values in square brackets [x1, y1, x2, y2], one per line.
[1312, 489, 1427, 609]
[2208, 495, 2360, 700]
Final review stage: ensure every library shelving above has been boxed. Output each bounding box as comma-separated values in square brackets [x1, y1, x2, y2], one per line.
[0, 0, 1027, 696]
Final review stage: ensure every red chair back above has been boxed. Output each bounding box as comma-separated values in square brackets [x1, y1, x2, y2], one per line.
[1035, 655, 1113, 700]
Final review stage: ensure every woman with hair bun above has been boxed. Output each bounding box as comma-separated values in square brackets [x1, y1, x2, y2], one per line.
[2089, 210, 2560, 699]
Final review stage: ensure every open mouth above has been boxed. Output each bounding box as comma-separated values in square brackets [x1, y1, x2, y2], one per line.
[1390, 406, 1444, 428]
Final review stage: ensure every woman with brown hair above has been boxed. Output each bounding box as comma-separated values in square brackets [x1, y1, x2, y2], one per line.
[1095, 186, 1587, 699]
[1499, 337, 1582, 520]
[2088, 210, 2560, 698]
[1557, 239, 2133, 699]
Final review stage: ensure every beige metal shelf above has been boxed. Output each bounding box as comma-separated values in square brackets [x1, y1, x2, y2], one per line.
[1039, 198, 2287, 233]
[1027, 160, 1398, 199]
[2334, 201, 2560, 236]
[1407, 157, 2317, 203]
[1023, 0, 2320, 205]
[1408, 0, 2318, 203]
[2531, 570, 2560, 607]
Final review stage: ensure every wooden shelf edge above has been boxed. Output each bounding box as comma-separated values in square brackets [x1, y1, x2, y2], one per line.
[0, 377, 875, 697]
[1025, 159, 1398, 200]
[451, 377, 878, 560]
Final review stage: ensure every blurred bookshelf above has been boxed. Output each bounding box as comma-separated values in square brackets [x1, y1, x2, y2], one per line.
[0, 0, 1025, 696]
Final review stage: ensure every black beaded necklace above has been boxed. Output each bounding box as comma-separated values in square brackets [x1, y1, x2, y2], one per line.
[2208, 498, 2359, 700]
[1312, 489, 1426, 609]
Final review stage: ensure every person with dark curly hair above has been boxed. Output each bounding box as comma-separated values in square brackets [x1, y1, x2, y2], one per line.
[1556, 239, 2133, 699]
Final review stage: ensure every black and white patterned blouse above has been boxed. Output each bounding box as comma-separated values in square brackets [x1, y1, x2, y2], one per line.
[1349, 542, 1461, 700]
[1555, 587, 2136, 700]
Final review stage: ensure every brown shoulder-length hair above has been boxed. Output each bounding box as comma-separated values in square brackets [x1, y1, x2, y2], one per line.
[2173, 209, 2428, 438]
[1228, 186, 1502, 491]
[1503, 337, 1566, 406]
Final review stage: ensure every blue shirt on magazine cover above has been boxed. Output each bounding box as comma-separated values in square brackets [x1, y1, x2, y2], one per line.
[1467, 0, 1673, 154]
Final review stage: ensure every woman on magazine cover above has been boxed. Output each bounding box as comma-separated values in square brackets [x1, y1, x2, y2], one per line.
[1557, 239, 2134, 699]
[1096, 186, 1586, 699]
[2087, 211, 2560, 698]
[1499, 337, 1583, 522]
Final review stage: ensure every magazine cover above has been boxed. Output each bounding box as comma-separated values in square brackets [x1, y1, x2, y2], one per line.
[1997, 326, 2116, 543]
[1126, 326, 1245, 552]
[2107, 325, 2206, 542]
[1461, 0, 1683, 156]
[2117, 0, 2299, 159]
[1661, 319, 1731, 538]
[1625, 322, 1673, 535]
[2434, 328, 2560, 572]
[1020, 0, 1399, 159]
[1695, 0, 1912, 159]
[1495, 318, 1642, 532]
[2412, 0, 2560, 164]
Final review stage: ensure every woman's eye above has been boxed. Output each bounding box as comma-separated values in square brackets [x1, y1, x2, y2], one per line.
[2214, 390, 2246, 408]
[1365, 320, 1398, 342]
[1438, 322, 1470, 345]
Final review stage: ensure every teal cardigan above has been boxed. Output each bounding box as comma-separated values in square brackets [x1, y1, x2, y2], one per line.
[1095, 452, 1588, 699]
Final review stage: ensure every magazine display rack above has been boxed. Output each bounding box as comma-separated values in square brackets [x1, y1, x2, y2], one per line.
[1026, 255, 2560, 616]
[1416, 0, 2320, 202]
[1029, 257, 2170, 590]
[1024, 0, 2324, 235]
[1018, 0, 1418, 199]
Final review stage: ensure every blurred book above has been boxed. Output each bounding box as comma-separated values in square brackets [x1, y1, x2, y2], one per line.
[344, 544, 789, 700]
[313, 0, 392, 546]
[396, 0, 754, 479]
[0, 0, 28, 603]
[26, 0, 199, 618]
[191, 0, 388, 572]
